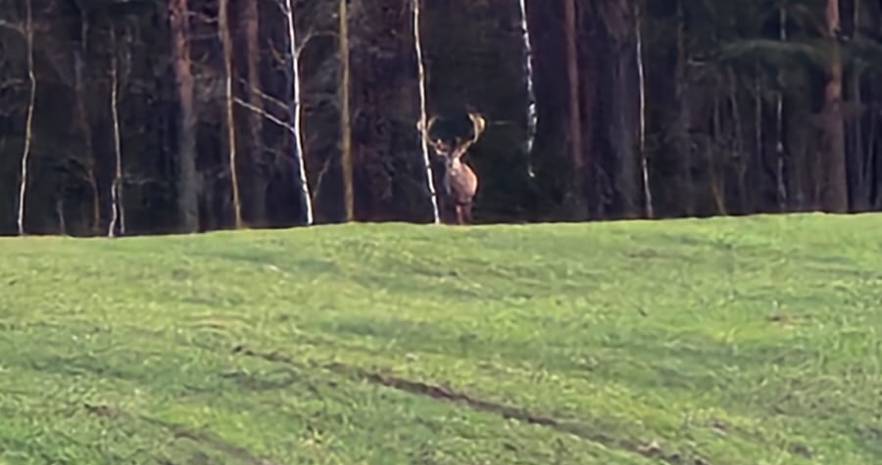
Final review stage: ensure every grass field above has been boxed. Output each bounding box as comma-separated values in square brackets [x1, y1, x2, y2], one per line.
[1, 214, 881, 464]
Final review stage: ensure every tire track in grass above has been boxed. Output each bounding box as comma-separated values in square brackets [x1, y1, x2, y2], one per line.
[234, 345, 706, 465]
[83, 403, 282, 465]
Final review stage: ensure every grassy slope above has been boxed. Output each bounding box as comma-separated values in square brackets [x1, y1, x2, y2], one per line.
[0, 214, 881, 465]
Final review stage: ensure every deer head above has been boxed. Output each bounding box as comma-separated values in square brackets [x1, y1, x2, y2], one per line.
[419, 111, 486, 162]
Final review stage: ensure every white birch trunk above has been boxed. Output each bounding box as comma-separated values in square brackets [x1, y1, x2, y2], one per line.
[17, 0, 36, 236]
[775, 6, 788, 209]
[413, 0, 441, 224]
[636, 2, 653, 219]
[516, 0, 537, 178]
[284, 0, 315, 225]
[108, 27, 127, 238]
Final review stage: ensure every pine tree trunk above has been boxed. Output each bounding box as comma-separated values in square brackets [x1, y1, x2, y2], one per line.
[673, 0, 694, 217]
[219, 0, 242, 228]
[563, 0, 586, 218]
[820, 0, 848, 212]
[848, 0, 868, 211]
[169, 0, 200, 232]
[240, 0, 268, 227]
[73, 51, 101, 235]
[604, 0, 641, 219]
[339, 0, 354, 222]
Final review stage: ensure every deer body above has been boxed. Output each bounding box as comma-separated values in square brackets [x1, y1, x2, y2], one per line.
[443, 151, 478, 224]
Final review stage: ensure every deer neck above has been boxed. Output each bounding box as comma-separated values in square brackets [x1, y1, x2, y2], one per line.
[446, 155, 467, 173]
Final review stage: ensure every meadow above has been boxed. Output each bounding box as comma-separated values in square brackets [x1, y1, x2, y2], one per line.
[1, 214, 880, 464]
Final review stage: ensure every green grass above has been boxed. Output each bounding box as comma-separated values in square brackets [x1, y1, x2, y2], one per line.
[1, 214, 881, 465]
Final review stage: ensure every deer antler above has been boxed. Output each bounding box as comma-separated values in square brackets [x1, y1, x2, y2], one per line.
[451, 112, 485, 160]
[417, 114, 438, 134]
[468, 112, 486, 144]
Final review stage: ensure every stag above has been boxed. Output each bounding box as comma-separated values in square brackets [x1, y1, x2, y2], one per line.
[420, 111, 486, 225]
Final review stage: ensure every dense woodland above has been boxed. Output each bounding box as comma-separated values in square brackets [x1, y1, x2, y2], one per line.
[1, 0, 881, 236]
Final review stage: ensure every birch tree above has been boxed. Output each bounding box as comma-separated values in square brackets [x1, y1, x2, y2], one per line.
[636, 1, 653, 219]
[284, 0, 314, 225]
[775, 5, 788, 209]
[108, 26, 126, 238]
[16, 0, 36, 236]
[413, 0, 441, 224]
[516, 0, 537, 178]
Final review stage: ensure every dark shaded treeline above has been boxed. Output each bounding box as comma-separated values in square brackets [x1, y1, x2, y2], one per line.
[1, 0, 882, 236]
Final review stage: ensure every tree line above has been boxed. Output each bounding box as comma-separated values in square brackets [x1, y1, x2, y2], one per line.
[1, 0, 881, 236]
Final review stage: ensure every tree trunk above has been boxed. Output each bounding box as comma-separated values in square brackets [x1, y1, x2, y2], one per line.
[729, 67, 749, 213]
[819, 0, 848, 212]
[73, 50, 101, 234]
[847, 0, 868, 211]
[108, 26, 126, 238]
[870, 108, 880, 208]
[517, 0, 538, 177]
[673, 0, 694, 217]
[774, 5, 788, 211]
[339, 0, 354, 222]
[239, 0, 269, 227]
[603, 0, 641, 219]
[413, 0, 441, 224]
[169, 0, 200, 232]
[284, 0, 314, 225]
[848, 67, 867, 211]
[754, 65, 764, 212]
[710, 94, 728, 215]
[636, 1, 653, 219]
[16, 0, 36, 236]
[563, 0, 586, 218]
[219, 0, 242, 229]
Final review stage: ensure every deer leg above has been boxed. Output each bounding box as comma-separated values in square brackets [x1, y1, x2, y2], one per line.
[454, 203, 474, 225]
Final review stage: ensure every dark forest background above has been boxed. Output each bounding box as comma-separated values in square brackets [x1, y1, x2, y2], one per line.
[1, 0, 881, 236]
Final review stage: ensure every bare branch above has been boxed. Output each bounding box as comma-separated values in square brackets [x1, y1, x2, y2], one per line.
[296, 31, 337, 61]
[0, 19, 23, 34]
[310, 154, 335, 205]
[234, 97, 296, 135]
[235, 76, 290, 113]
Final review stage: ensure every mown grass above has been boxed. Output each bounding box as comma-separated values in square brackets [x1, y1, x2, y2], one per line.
[1, 214, 881, 464]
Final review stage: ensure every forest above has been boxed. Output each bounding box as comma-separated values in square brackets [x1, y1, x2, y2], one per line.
[1, 0, 881, 236]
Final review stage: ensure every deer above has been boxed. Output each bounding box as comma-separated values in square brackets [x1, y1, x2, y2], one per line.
[420, 111, 486, 225]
